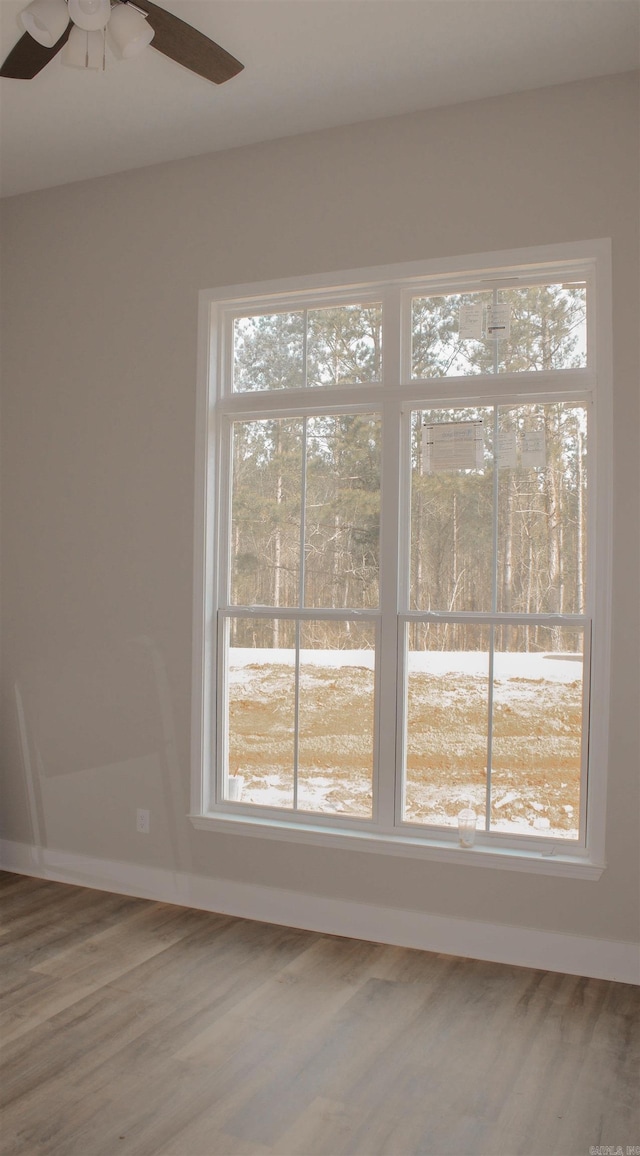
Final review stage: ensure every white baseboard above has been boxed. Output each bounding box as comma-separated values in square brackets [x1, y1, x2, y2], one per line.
[1, 838, 638, 985]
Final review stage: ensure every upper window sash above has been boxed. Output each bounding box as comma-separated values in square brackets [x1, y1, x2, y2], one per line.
[212, 262, 596, 402]
[405, 281, 589, 381]
[223, 293, 384, 396]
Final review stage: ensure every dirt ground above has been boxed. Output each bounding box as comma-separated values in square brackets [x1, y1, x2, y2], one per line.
[228, 661, 582, 840]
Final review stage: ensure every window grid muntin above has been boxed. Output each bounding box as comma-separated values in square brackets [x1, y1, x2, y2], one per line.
[400, 389, 590, 843]
[396, 615, 589, 846]
[225, 408, 383, 615]
[228, 294, 384, 394]
[217, 607, 381, 821]
[408, 281, 588, 381]
[219, 260, 595, 398]
[405, 399, 591, 617]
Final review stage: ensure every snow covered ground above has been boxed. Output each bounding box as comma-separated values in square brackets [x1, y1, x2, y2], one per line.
[227, 648, 583, 841]
[230, 647, 582, 681]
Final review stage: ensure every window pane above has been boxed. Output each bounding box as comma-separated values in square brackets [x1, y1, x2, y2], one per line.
[404, 624, 490, 828]
[233, 304, 383, 391]
[304, 414, 381, 609]
[411, 291, 494, 378]
[497, 404, 587, 614]
[307, 303, 382, 386]
[230, 419, 303, 607]
[225, 618, 296, 807]
[410, 408, 494, 612]
[411, 284, 587, 378]
[497, 284, 587, 372]
[233, 312, 304, 391]
[491, 626, 584, 840]
[298, 621, 375, 818]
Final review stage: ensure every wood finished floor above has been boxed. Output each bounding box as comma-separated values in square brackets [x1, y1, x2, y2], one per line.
[0, 872, 638, 1156]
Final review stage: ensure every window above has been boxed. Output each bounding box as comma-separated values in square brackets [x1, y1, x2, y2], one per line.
[192, 243, 612, 877]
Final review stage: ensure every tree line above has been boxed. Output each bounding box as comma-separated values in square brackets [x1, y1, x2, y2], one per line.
[229, 288, 587, 652]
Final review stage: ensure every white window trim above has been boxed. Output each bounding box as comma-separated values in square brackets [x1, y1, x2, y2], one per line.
[191, 240, 613, 879]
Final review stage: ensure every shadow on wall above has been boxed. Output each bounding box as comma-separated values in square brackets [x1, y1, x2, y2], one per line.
[13, 636, 191, 880]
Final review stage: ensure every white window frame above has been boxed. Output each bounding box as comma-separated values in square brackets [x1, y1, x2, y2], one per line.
[191, 240, 612, 879]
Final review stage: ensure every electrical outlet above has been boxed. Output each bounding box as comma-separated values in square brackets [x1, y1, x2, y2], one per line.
[136, 808, 150, 834]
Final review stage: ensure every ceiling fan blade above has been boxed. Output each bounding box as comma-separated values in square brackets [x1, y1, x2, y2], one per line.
[0, 26, 71, 80]
[131, 0, 243, 85]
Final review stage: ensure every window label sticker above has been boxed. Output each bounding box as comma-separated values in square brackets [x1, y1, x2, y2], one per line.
[423, 420, 484, 472]
[458, 304, 484, 340]
[521, 430, 547, 468]
[487, 302, 511, 339]
[497, 429, 518, 468]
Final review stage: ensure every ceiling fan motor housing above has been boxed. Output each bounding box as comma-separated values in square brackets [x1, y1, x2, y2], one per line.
[67, 0, 111, 31]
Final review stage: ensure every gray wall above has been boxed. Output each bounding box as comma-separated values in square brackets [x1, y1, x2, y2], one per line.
[1, 71, 638, 943]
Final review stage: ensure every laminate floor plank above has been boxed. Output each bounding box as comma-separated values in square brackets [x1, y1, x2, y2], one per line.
[1, 874, 638, 1156]
[221, 977, 451, 1148]
[90, 1047, 281, 1156]
[0, 885, 146, 971]
[263, 963, 511, 1155]
[1, 986, 176, 1114]
[487, 977, 640, 1156]
[269, 1095, 352, 1156]
[0, 876, 138, 924]
[7, 941, 323, 1153]
[31, 900, 213, 985]
[0, 975, 104, 1046]
[107, 918, 319, 1034]
[0, 870, 21, 884]
[0, 874, 57, 902]
[0, 966, 50, 1002]
[155, 1111, 274, 1156]
[175, 936, 388, 1063]
[29, 1020, 285, 1156]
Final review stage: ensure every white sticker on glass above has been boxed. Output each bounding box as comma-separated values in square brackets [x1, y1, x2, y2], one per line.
[487, 303, 511, 339]
[458, 304, 484, 340]
[497, 430, 518, 468]
[423, 421, 484, 472]
[521, 430, 546, 468]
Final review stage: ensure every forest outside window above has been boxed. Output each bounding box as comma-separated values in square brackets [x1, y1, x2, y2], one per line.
[193, 244, 611, 875]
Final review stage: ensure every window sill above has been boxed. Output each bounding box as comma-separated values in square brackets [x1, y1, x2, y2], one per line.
[189, 812, 605, 879]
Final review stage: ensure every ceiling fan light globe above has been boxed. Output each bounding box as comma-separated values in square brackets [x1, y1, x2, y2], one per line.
[108, 3, 154, 59]
[19, 0, 69, 47]
[67, 0, 111, 32]
[61, 24, 104, 68]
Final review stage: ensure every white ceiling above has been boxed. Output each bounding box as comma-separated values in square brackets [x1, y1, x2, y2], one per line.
[0, 0, 638, 198]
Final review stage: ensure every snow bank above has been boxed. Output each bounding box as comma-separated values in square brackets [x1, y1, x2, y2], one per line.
[229, 648, 582, 683]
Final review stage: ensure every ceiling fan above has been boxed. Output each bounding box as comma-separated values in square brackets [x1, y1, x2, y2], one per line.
[0, 0, 244, 84]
